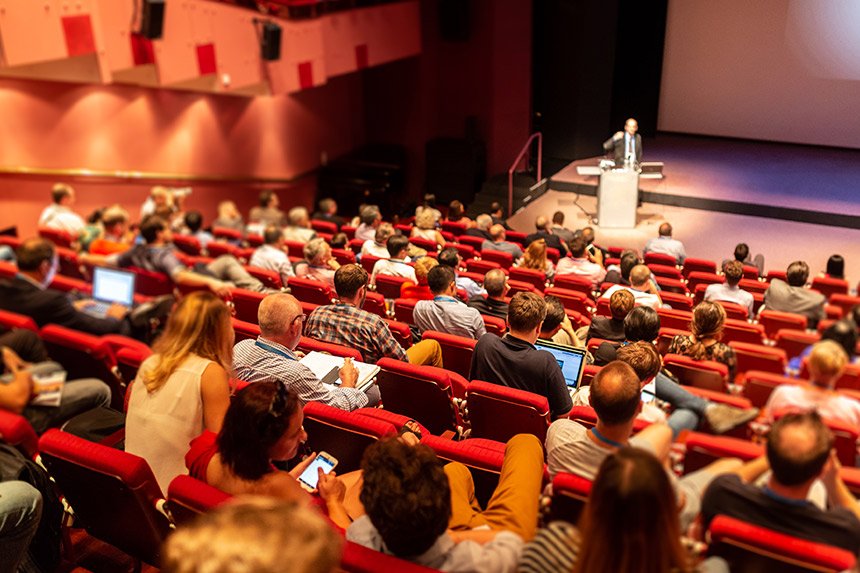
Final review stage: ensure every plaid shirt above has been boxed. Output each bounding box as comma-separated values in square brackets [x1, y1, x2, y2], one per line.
[305, 303, 407, 364]
[232, 336, 369, 411]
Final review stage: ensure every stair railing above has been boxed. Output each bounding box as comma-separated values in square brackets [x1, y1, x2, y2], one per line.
[508, 132, 542, 217]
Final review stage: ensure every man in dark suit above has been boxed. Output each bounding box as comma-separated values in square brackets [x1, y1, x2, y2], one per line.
[525, 215, 569, 255]
[0, 238, 129, 336]
[603, 118, 642, 167]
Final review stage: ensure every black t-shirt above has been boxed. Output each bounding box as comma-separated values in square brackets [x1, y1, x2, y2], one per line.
[470, 333, 573, 418]
[586, 317, 626, 343]
[466, 296, 509, 320]
[702, 474, 860, 555]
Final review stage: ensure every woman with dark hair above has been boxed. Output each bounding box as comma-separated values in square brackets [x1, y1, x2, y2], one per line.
[825, 254, 845, 280]
[185, 381, 350, 527]
[519, 447, 722, 573]
[667, 301, 736, 383]
[446, 200, 474, 227]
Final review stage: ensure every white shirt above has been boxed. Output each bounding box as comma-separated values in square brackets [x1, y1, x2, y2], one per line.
[555, 256, 607, 289]
[249, 244, 295, 284]
[38, 204, 85, 235]
[282, 226, 316, 243]
[371, 258, 416, 284]
[766, 385, 860, 428]
[704, 282, 754, 316]
[601, 284, 661, 309]
[361, 240, 389, 259]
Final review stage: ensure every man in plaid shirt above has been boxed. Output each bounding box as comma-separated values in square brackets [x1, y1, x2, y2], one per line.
[305, 264, 443, 366]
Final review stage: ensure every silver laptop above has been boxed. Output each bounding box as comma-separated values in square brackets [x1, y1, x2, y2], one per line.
[535, 339, 588, 390]
[84, 267, 136, 317]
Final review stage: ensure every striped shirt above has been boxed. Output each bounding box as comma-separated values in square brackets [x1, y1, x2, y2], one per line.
[517, 521, 579, 573]
[232, 336, 369, 411]
[305, 303, 408, 364]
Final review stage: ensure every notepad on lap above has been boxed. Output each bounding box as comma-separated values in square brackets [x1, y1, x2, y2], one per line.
[299, 352, 379, 392]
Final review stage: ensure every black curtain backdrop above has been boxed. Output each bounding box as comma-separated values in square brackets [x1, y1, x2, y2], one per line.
[533, 0, 668, 174]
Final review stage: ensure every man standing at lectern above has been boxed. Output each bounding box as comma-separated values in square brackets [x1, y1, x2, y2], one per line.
[603, 118, 642, 167]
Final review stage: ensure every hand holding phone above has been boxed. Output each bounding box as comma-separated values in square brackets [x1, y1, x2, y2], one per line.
[298, 451, 338, 491]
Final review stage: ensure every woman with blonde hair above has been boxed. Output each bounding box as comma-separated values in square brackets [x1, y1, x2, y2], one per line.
[412, 209, 446, 248]
[126, 291, 233, 491]
[517, 238, 555, 281]
[667, 301, 736, 382]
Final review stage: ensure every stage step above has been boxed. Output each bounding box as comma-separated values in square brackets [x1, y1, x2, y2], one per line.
[467, 172, 536, 218]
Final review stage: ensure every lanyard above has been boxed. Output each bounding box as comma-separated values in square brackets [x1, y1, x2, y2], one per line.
[761, 486, 812, 508]
[254, 340, 296, 361]
[433, 296, 459, 303]
[590, 427, 626, 449]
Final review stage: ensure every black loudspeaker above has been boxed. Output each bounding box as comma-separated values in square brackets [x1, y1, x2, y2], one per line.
[439, 0, 470, 41]
[261, 22, 282, 61]
[140, 0, 165, 40]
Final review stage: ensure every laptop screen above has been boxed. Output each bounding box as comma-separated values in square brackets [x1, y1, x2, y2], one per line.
[92, 267, 136, 306]
[535, 339, 587, 389]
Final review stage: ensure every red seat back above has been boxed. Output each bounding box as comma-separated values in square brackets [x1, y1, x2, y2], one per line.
[421, 434, 506, 509]
[828, 293, 860, 317]
[644, 252, 677, 266]
[38, 227, 76, 248]
[229, 288, 266, 323]
[310, 219, 338, 235]
[759, 310, 807, 340]
[509, 267, 546, 292]
[297, 337, 362, 361]
[384, 318, 413, 349]
[376, 358, 460, 435]
[656, 307, 693, 331]
[441, 221, 468, 237]
[480, 250, 514, 270]
[393, 298, 418, 325]
[56, 247, 87, 280]
[686, 271, 723, 292]
[506, 279, 537, 296]
[444, 242, 476, 261]
[654, 276, 689, 295]
[738, 278, 769, 294]
[244, 266, 283, 290]
[360, 254, 382, 274]
[740, 370, 804, 408]
[662, 353, 729, 393]
[166, 475, 232, 527]
[549, 472, 592, 524]
[682, 257, 717, 277]
[0, 309, 39, 332]
[466, 258, 502, 275]
[466, 380, 551, 443]
[231, 317, 262, 342]
[341, 540, 440, 573]
[362, 291, 388, 318]
[683, 432, 763, 474]
[212, 227, 243, 242]
[660, 291, 694, 311]
[458, 235, 486, 250]
[715, 300, 748, 320]
[811, 276, 849, 299]
[206, 241, 241, 260]
[331, 248, 356, 266]
[506, 231, 528, 247]
[774, 329, 819, 361]
[0, 410, 39, 457]
[421, 330, 476, 379]
[127, 266, 174, 297]
[172, 234, 202, 256]
[552, 274, 595, 299]
[409, 236, 439, 252]
[481, 314, 507, 336]
[722, 319, 766, 345]
[302, 402, 397, 473]
[287, 277, 334, 306]
[728, 341, 787, 376]
[374, 274, 411, 299]
[648, 263, 683, 280]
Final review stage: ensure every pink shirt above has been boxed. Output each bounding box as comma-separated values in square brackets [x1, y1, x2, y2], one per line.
[555, 257, 607, 288]
[766, 384, 860, 427]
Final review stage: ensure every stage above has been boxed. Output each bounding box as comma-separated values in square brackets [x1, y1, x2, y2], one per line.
[508, 134, 860, 286]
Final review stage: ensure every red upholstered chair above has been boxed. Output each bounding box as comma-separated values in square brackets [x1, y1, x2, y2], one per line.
[567, 309, 591, 329]
[741, 265, 759, 279]
[682, 432, 763, 474]
[811, 276, 849, 299]
[458, 235, 486, 250]
[505, 231, 527, 247]
[422, 435, 507, 507]
[128, 266, 174, 297]
[682, 257, 717, 277]
[115, 345, 152, 389]
[287, 277, 334, 306]
[409, 237, 438, 252]
[246, 234, 264, 247]
[393, 298, 418, 325]
[244, 266, 283, 290]
[297, 336, 362, 361]
[506, 279, 537, 296]
[586, 337, 607, 356]
[441, 221, 468, 237]
[383, 318, 412, 349]
[568, 405, 651, 432]
[172, 234, 202, 256]
[331, 248, 356, 266]
[707, 515, 857, 573]
[39, 324, 124, 409]
[212, 227, 243, 242]
[465, 380, 551, 443]
[38, 227, 76, 248]
[347, 238, 365, 254]
[644, 252, 677, 266]
[552, 274, 595, 299]
[548, 472, 592, 524]
[206, 241, 241, 260]
[281, 240, 305, 259]
[360, 254, 382, 274]
[722, 319, 766, 345]
[825, 418, 860, 466]
[341, 225, 357, 240]
[229, 288, 266, 323]
[481, 314, 507, 336]
[0, 309, 39, 332]
[39, 429, 172, 567]
[595, 296, 611, 317]
[825, 304, 844, 320]
[460, 270, 485, 285]
[480, 250, 514, 270]
[740, 370, 803, 408]
[758, 310, 807, 340]
[686, 271, 723, 292]
[376, 358, 462, 435]
[421, 331, 477, 380]
[828, 293, 860, 317]
[546, 248, 561, 264]
[774, 329, 819, 361]
[648, 263, 684, 280]
[374, 274, 411, 299]
[654, 276, 688, 294]
[0, 260, 16, 278]
[302, 402, 398, 473]
[362, 291, 388, 318]
[660, 291, 694, 311]
[715, 300, 748, 320]
[656, 307, 693, 331]
[466, 258, 502, 275]
[310, 219, 338, 235]
[662, 354, 729, 393]
[55, 247, 87, 280]
[341, 541, 439, 573]
[166, 475, 232, 526]
[444, 242, 476, 261]
[580, 364, 601, 387]
[544, 287, 592, 316]
[656, 327, 690, 355]
[0, 410, 39, 458]
[231, 317, 262, 342]
[738, 278, 769, 294]
[509, 267, 546, 292]
[728, 341, 787, 377]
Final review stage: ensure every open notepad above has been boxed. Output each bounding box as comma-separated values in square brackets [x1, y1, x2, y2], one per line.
[299, 352, 379, 392]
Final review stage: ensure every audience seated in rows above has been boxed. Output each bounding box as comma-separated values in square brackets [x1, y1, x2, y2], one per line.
[355, 205, 382, 243]
[414, 266, 486, 339]
[547, 361, 742, 531]
[412, 208, 446, 248]
[87, 205, 133, 255]
[464, 213, 493, 241]
[400, 256, 438, 301]
[39, 183, 85, 235]
[361, 222, 395, 259]
[295, 238, 339, 288]
[471, 292, 573, 419]
[644, 222, 686, 264]
[466, 268, 509, 320]
[233, 293, 379, 410]
[185, 383, 351, 528]
[249, 226, 296, 285]
[481, 224, 523, 259]
[602, 264, 662, 309]
[439, 247, 485, 299]
[125, 291, 233, 492]
[525, 215, 568, 256]
[311, 197, 347, 230]
[282, 207, 317, 243]
[766, 340, 860, 427]
[705, 260, 754, 316]
[305, 264, 442, 366]
[370, 235, 416, 284]
[762, 260, 826, 328]
[668, 301, 737, 383]
[555, 235, 606, 289]
[701, 411, 860, 554]
[587, 288, 634, 343]
[539, 296, 582, 348]
[162, 498, 342, 573]
[347, 433, 544, 571]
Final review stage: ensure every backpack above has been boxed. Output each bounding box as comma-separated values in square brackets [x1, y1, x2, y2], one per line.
[0, 443, 63, 572]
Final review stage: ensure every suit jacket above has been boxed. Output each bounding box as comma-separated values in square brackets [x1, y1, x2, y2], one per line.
[603, 131, 642, 165]
[762, 279, 826, 327]
[525, 231, 568, 255]
[0, 276, 123, 335]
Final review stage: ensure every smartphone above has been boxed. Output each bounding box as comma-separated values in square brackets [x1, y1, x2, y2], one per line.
[298, 451, 338, 491]
[641, 379, 657, 404]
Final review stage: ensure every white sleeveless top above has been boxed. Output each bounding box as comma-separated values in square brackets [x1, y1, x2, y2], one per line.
[125, 353, 212, 493]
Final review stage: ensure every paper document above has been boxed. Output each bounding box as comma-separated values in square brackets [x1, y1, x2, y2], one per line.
[299, 351, 379, 392]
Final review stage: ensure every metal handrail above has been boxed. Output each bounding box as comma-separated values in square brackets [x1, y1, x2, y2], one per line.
[507, 132, 542, 217]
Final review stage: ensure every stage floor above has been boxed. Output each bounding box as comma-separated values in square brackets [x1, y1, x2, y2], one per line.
[550, 134, 860, 226]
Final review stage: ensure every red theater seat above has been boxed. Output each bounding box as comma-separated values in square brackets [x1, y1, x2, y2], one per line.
[656, 307, 693, 331]
[212, 227, 243, 242]
[310, 219, 338, 235]
[331, 248, 356, 266]
[172, 234, 202, 256]
[568, 405, 651, 432]
[127, 266, 174, 297]
[509, 267, 546, 292]
[682, 257, 717, 277]
[552, 274, 595, 299]
[466, 258, 502, 275]
[548, 472, 592, 524]
[409, 237, 438, 252]
[166, 475, 232, 526]
[376, 358, 462, 435]
[421, 330, 476, 380]
[682, 432, 763, 474]
[660, 291, 694, 311]
[728, 341, 787, 376]
[287, 277, 334, 306]
[421, 435, 507, 507]
[480, 250, 514, 270]
[811, 276, 849, 299]
[231, 318, 261, 342]
[362, 291, 388, 318]
[655, 276, 689, 295]
[38, 227, 75, 248]
[722, 319, 766, 345]
[374, 274, 411, 299]
[648, 263, 684, 280]
[383, 318, 413, 349]
[245, 266, 283, 290]
[441, 221, 468, 237]
[686, 271, 723, 292]
[644, 252, 678, 266]
[506, 279, 537, 296]
[0, 309, 39, 332]
[758, 310, 807, 340]
[774, 329, 819, 360]
[466, 380, 551, 443]
[444, 242, 476, 262]
[740, 370, 805, 408]
[360, 254, 382, 274]
[0, 410, 39, 458]
[302, 402, 398, 473]
[230, 288, 266, 323]
[662, 354, 729, 393]
[393, 297, 418, 325]
[297, 336, 362, 361]
[206, 241, 241, 260]
[715, 300, 749, 320]
[482, 314, 507, 336]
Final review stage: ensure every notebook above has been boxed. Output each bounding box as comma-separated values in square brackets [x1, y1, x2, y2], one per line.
[299, 351, 379, 392]
[84, 267, 136, 317]
[535, 339, 587, 390]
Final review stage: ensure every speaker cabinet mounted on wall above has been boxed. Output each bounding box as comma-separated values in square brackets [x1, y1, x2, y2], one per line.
[140, 0, 165, 40]
[260, 22, 282, 61]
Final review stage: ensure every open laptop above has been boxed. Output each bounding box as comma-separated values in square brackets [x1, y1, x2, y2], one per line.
[535, 339, 587, 391]
[84, 267, 136, 317]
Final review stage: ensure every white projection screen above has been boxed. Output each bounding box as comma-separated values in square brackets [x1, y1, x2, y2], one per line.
[658, 0, 860, 149]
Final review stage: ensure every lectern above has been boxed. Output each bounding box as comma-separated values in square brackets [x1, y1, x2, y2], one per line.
[598, 168, 639, 229]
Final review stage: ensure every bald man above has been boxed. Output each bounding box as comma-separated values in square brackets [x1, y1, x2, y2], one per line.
[525, 216, 568, 255]
[481, 224, 523, 259]
[643, 222, 686, 264]
[600, 264, 663, 309]
[232, 293, 380, 410]
[467, 268, 509, 319]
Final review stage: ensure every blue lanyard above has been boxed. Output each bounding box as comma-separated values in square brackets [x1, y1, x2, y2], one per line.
[590, 427, 626, 449]
[433, 296, 458, 303]
[761, 486, 812, 508]
[254, 340, 296, 361]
